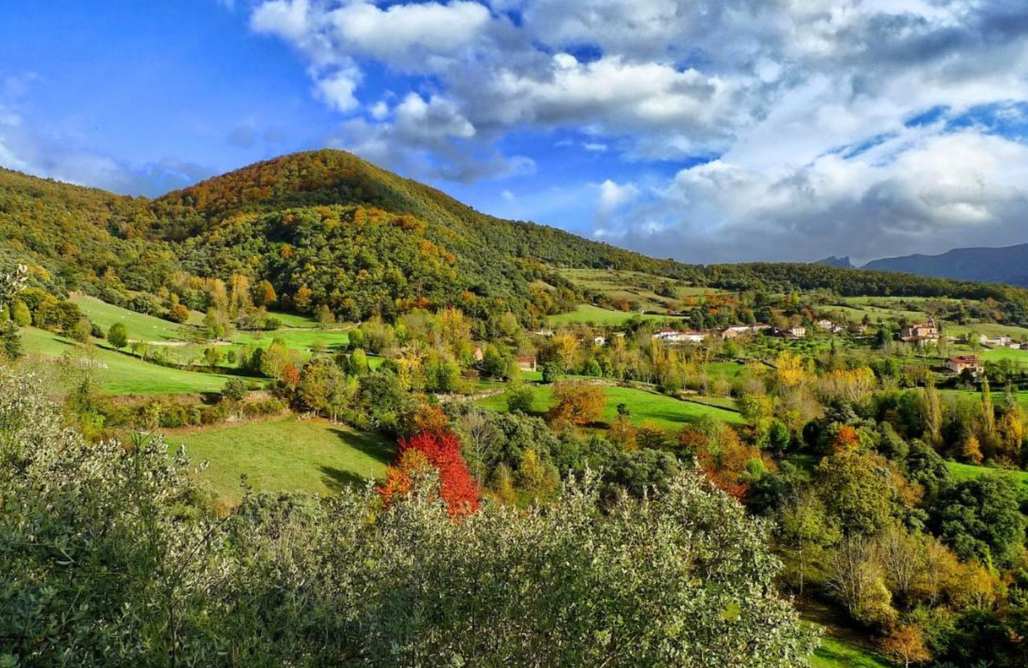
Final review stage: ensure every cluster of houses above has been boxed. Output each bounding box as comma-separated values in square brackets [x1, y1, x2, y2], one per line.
[978, 334, 1024, 350]
[651, 323, 817, 344]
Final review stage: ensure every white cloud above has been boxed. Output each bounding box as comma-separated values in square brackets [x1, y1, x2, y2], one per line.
[240, 0, 1028, 259]
[327, 0, 491, 66]
[313, 67, 361, 112]
[595, 178, 639, 223]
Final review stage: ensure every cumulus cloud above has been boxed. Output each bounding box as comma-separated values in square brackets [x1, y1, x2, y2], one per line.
[610, 129, 1028, 264]
[241, 0, 1028, 260]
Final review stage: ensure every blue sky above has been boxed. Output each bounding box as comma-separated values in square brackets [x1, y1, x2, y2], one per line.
[3, 0, 1028, 264]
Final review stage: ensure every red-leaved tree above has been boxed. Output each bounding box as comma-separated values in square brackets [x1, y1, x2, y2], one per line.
[380, 431, 480, 517]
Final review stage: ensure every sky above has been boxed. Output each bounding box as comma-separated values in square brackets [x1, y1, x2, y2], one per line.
[3, 1, 1028, 265]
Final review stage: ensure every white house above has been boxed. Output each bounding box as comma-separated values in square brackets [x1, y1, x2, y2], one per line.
[652, 329, 710, 344]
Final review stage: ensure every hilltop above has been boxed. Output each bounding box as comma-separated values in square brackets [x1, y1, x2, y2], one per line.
[4, 149, 1028, 326]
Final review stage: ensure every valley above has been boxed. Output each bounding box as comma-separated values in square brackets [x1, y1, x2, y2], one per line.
[5, 151, 1028, 667]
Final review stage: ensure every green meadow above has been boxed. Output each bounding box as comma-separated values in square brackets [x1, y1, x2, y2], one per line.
[546, 303, 681, 326]
[71, 294, 195, 341]
[478, 383, 744, 429]
[168, 417, 395, 504]
[21, 327, 230, 395]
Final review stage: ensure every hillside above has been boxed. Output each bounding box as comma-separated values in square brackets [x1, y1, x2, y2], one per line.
[863, 243, 1028, 287]
[5, 149, 1028, 326]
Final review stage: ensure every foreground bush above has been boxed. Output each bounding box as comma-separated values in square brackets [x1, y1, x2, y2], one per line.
[0, 369, 817, 667]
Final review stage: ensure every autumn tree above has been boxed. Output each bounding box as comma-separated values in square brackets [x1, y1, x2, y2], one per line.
[550, 331, 580, 374]
[381, 430, 480, 517]
[252, 279, 278, 307]
[547, 380, 605, 427]
[881, 625, 931, 668]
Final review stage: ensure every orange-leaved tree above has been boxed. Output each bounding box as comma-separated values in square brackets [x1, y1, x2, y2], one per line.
[380, 430, 480, 517]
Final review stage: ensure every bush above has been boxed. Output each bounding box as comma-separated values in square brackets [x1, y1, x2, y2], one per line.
[505, 382, 534, 413]
[107, 322, 128, 349]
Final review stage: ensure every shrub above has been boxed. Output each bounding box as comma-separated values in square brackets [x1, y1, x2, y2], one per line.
[107, 322, 128, 349]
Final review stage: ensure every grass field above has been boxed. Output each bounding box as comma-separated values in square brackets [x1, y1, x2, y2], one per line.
[946, 461, 1028, 487]
[980, 346, 1028, 363]
[478, 383, 744, 428]
[265, 310, 321, 328]
[547, 304, 680, 326]
[231, 327, 351, 351]
[811, 638, 894, 668]
[168, 417, 395, 503]
[556, 268, 723, 314]
[948, 322, 1028, 340]
[72, 295, 194, 341]
[21, 327, 231, 394]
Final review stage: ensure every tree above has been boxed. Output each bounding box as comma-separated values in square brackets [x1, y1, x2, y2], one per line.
[0, 321, 22, 360]
[881, 625, 931, 668]
[981, 374, 995, 438]
[11, 298, 30, 327]
[166, 302, 190, 323]
[505, 381, 534, 413]
[381, 430, 480, 517]
[815, 450, 894, 536]
[294, 284, 313, 313]
[551, 331, 580, 374]
[547, 380, 605, 427]
[107, 322, 128, 349]
[253, 279, 277, 307]
[931, 474, 1026, 566]
[222, 376, 248, 403]
[779, 490, 840, 597]
[70, 317, 92, 343]
[260, 338, 292, 379]
[203, 346, 225, 369]
[0, 367, 819, 667]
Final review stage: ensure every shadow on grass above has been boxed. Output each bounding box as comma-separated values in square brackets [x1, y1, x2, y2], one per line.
[329, 428, 396, 465]
[318, 465, 374, 493]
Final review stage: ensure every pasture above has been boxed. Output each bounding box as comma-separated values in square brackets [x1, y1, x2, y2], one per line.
[21, 327, 230, 394]
[72, 294, 194, 341]
[168, 416, 395, 503]
[546, 304, 680, 326]
[478, 382, 744, 429]
[946, 461, 1028, 488]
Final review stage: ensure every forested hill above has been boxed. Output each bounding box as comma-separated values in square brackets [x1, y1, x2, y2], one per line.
[152, 150, 695, 278]
[4, 149, 1028, 323]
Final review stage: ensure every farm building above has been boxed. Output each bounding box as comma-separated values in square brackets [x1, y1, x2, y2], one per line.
[516, 355, 538, 372]
[947, 355, 983, 376]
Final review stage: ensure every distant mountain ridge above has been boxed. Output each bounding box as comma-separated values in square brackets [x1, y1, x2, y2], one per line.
[813, 256, 854, 268]
[861, 243, 1028, 288]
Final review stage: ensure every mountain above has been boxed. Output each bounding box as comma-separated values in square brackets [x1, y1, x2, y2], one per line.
[813, 256, 853, 268]
[0, 150, 702, 320]
[4, 149, 1028, 325]
[862, 244, 1028, 288]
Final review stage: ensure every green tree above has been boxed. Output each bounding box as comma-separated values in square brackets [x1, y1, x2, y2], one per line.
[107, 322, 128, 349]
[11, 298, 30, 327]
[505, 381, 534, 413]
[931, 474, 1026, 566]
